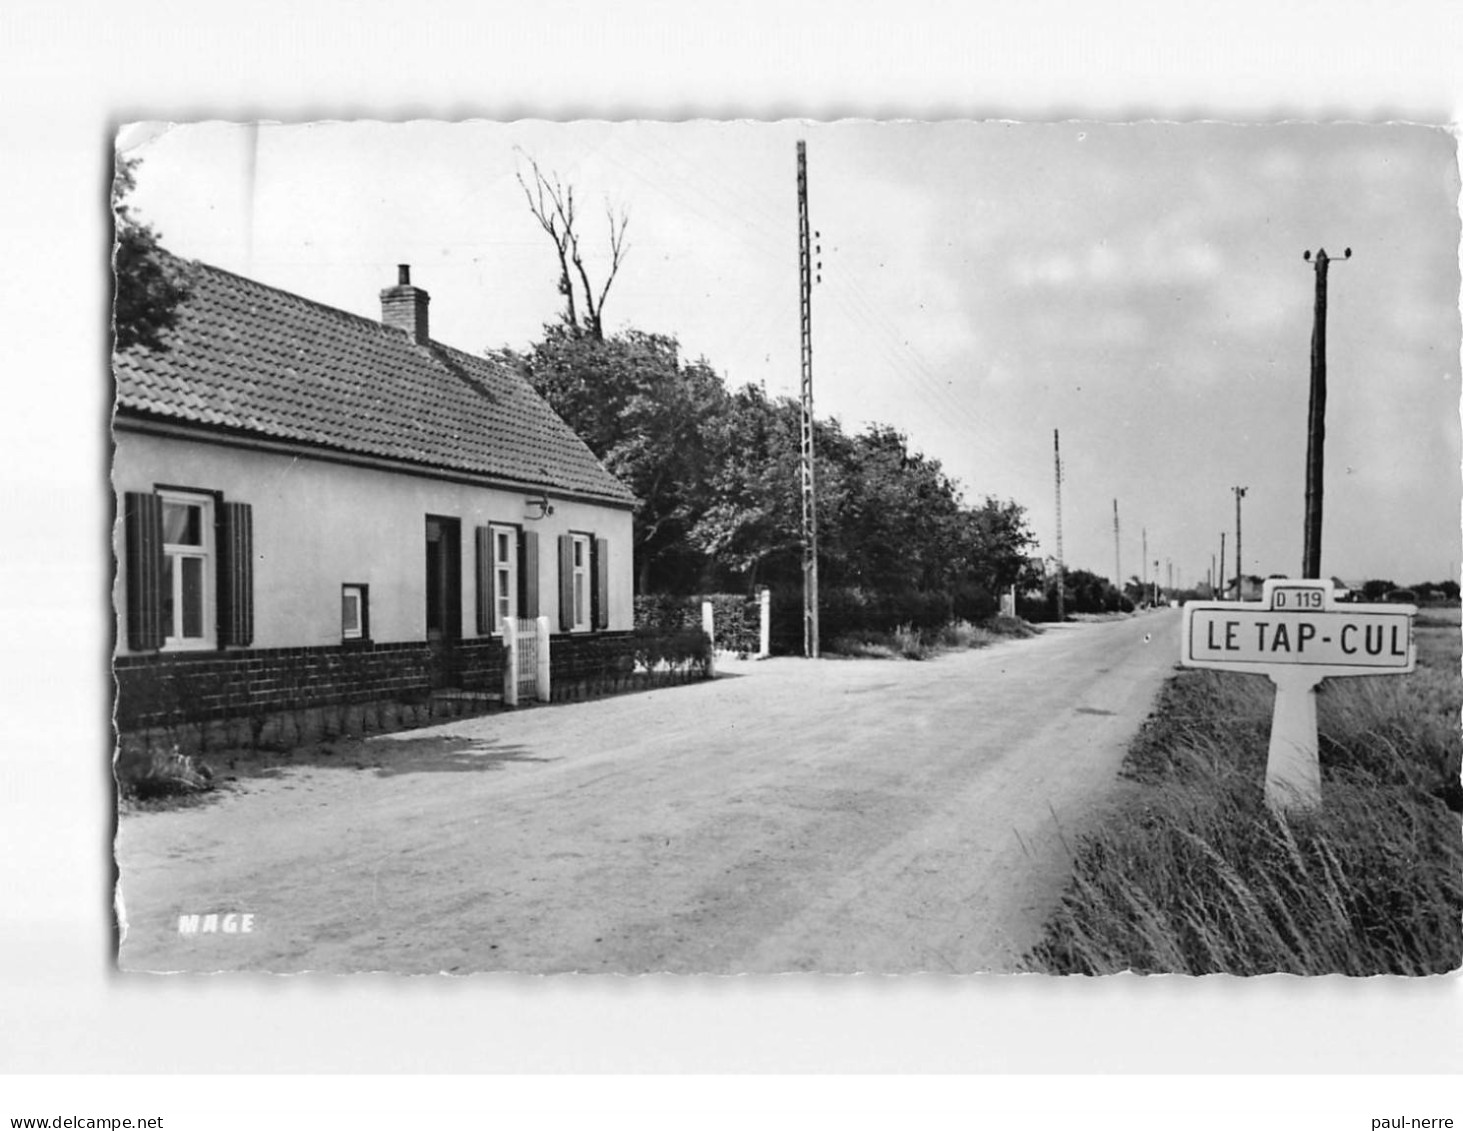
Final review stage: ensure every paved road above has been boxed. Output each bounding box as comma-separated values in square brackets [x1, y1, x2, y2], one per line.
[117, 610, 1182, 973]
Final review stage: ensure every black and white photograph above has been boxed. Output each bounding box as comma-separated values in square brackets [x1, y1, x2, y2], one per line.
[7, 4, 1463, 1120]
[110, 119, 1461, 977]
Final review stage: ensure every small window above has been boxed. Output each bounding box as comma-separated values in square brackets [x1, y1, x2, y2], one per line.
[342, 584, 368, 641]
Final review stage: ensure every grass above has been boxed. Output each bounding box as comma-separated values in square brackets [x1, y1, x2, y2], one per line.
[1022, 609, 1462, 975]
[824, 614, 1039, 660]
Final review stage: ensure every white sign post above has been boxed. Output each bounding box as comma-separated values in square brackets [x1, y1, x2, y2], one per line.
[1180, 579, 1416, 812]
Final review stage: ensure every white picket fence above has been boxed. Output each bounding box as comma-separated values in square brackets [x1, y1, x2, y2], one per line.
[502, 615, 551, 707]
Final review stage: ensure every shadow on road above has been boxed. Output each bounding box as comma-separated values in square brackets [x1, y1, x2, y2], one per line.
[365, 735, 550, 776]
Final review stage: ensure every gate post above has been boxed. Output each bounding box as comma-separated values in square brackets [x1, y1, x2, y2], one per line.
[536, 615, 551, 702]
[758, 587, 771, 658]
[502, 617, 519, 708]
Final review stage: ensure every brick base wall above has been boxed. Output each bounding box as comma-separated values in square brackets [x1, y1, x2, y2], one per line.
[114, 638, 506, 733]
[114, 629, 708, 748]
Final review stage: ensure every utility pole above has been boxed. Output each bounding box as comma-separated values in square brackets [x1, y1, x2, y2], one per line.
[1153, 559, 1159, 606]
[797, 140, 819, 657]
[1233, 485, 1248, 601]
[1141, 527, 1148, 602]
[1053, 429, 1065, 621]
[1167, 559, 1173, 593]
[1219, 532, 1227, 600]
[1210, 554, 1216, 597]
[1302, 247, 1349, 579]
[1112, 499, 1121, 595]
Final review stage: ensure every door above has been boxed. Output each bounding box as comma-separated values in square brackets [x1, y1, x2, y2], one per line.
[425, 516, 462, 688]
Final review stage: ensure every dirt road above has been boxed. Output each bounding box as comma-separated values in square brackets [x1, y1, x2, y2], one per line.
[117, 610, 1181, 973]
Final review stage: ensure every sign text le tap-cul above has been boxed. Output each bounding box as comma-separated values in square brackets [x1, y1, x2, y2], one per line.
[1180, 579, 1416, 811]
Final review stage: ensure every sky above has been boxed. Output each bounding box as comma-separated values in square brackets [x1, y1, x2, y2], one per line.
[119, 119, 1462, 587]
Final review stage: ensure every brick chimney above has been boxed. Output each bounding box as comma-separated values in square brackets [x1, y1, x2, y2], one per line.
[379, 264, 430, 344]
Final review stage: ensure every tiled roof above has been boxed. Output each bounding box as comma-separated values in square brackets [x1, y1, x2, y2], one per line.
[113, 254, 637, 507]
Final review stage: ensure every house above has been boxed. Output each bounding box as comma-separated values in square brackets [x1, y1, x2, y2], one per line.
[113, 255, 638, 738]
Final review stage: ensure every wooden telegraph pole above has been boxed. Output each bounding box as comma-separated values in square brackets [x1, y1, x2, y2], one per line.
[1302, 247, 1350, 579]
[1141, 527, 1148, 602]
[1233, 485, 1248, 600]
[797, 140, 820, 657]
[1053, 430, 1065, 621]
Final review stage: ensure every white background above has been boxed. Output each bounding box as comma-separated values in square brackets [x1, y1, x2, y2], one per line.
[0, 0, 1459, 1119]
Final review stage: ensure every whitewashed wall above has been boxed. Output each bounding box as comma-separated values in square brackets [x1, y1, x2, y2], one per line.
[112, 430, 635, 654]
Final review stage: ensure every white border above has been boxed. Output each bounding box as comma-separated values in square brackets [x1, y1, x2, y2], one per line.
[0, 0, 1458, 1093]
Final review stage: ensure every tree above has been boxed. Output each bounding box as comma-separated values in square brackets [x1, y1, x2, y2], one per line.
[1041, 567, 1128, 618]
[689, 386, 813, 589]
[1361, 579, 1397, 602]
[516, 152, 629, 341]
[497, 325, 727, 593]
[112, 154, 190, 352]
[954, 497, 1037, 597]
[501, 321, 1040, 615]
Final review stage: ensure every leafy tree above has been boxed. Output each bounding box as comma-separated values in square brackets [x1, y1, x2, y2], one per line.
[836, 425, 964, 593]
[500, 322, 1040, 618]
[1035, 567, 1129, 619]
[1361, 579, 1398, 602]
[954, 496, 1037, 597]
[497, 325, 727, 593]
[689, 386, 815, 589]
[112, 154, 190, 352]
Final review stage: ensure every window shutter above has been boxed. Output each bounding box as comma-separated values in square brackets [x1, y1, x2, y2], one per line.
[519, 530, 540, 619]
[217, 501, 254, 647]
[558, 534, 574, 632]
[475, 525, 494, 635]
[123, 491, 165, 651]
[593, 537, 610, 630]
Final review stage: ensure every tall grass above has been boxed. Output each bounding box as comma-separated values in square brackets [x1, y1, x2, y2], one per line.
[1023, 623, 1463, 975]
[824, 614, 1037, 660]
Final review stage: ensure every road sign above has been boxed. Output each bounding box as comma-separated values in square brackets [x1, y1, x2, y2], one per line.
[1181, 578, 1417, 811]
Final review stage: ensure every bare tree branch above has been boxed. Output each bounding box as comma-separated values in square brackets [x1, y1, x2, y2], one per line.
[514, 150, 629, 340]
[593, 203, 631, 328]
[516, 153, 579, 331]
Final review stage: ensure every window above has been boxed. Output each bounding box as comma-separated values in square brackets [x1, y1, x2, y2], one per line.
[124, 489, 253, 653]
[342, 584, 368, 641]
[160, 490, 215, 649]
[558, 531, 605, 633]
[478, 524, 534, 635]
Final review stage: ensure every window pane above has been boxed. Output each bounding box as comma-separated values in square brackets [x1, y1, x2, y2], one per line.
[342, 591, 360, 634]
[163, 502, 202, 545]
[574, 540, 584, 567]
[161, 557, 174, 638]
[181, 556, 204, 638]
[497, 532, 509, 559]
[574, 575, 585, 625]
